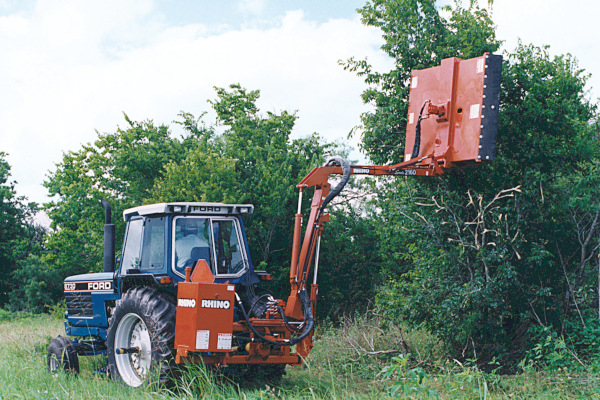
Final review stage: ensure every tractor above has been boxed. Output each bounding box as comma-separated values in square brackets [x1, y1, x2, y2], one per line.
[47, 53, 502, 387]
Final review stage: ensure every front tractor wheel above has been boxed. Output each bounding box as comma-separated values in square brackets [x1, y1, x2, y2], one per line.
[47, 336, 79, 374]
[107, 287, 176, 387]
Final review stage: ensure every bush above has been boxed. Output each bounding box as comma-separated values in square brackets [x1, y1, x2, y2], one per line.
[8, 255, 63, 313]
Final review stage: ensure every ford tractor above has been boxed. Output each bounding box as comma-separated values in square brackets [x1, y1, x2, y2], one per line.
[47, 53, 502, 387]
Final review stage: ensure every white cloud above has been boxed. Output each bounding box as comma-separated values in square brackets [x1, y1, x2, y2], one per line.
[0, 2, 390, 204]
[490, 0, 599, 100]
[237, 0, 266, 15]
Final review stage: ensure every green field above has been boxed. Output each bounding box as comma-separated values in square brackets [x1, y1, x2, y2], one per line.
[2, 313, 600, 399]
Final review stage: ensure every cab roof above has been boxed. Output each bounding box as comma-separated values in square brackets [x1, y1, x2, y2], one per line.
[123, 202, 254, 221]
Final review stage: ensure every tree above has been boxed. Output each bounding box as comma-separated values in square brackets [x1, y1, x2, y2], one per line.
[44, 117, 205, 277]
[41, 84, 390, 320]
[8, 256, 62, 313]
[348, 0, 599, 365]
[317, 203, 384, 318]
[0, 152, 26, 306]
[152, 85, 340, 300]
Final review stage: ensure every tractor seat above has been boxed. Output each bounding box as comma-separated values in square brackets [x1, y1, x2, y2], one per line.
[189, 246, 211, 270]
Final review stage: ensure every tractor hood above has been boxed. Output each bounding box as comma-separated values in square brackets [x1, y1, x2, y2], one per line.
[65, 272, 114, 282]
[64, 272, 115, 292]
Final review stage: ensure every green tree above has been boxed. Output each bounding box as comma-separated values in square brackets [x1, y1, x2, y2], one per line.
[317, 202, 384, 318]
[152, 85, 339, 300]
[348, 0, 599, 365]
[41, 84, 387, 320]
[8, 256, 62, 313]
[44, 117, 206, 277]
[0, 152, 26, 306]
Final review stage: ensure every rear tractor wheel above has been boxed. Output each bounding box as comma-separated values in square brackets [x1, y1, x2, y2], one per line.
[107, 287, 176, 387]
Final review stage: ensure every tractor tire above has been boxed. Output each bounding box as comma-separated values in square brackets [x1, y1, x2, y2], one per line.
[47, 336, 79, 374]
[107, 287, 176, 387]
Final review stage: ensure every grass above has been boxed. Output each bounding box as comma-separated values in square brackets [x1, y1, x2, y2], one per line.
[2, 312, 600, 399]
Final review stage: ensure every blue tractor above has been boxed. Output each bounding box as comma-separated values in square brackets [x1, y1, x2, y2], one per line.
[48, 200, 280, 386]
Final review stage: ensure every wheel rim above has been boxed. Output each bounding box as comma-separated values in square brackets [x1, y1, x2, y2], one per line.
[49, 353, 59, 373]
[114, 313, 152, 387]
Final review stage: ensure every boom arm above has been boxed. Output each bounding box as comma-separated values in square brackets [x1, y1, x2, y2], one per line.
[285, 153, 444, 320]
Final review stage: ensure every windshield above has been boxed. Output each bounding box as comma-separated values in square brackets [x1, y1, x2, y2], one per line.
[172, 216, 247, 277]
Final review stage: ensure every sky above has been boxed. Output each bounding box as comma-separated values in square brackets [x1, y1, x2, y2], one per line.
[1, 0, 599, 207]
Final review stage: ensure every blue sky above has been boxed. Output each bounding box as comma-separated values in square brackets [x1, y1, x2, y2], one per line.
[155, 0, 367, 27]
[0, 0, 598, 207]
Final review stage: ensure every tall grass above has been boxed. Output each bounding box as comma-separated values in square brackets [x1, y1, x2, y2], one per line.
[0, 313, 393, 399]
[2, 311, 600, 399]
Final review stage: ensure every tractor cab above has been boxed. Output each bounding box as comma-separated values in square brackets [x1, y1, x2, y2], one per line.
[119, 202, 259, 286]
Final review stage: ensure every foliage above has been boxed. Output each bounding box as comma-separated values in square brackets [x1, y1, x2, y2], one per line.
[376, 185, 531, 361]
[346, 0, 599, 366]
[151, 85, 340, 300]
[42, 85, 375, 315]
[518, 326, 573, 372]
[0, 152, 26, 305]
[43, 117, 205, 278]
[48, 299, 68, 320]
[8, 256, 63, 314]
[518, 314, 600, 372]
[0, 153, 46, 308]
[0, 308, 35, 322]
[379, 354, 439, 398]
[317, 198, 384, 318]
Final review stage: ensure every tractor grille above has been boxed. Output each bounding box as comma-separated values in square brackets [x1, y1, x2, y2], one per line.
[65, 292, 93, 317]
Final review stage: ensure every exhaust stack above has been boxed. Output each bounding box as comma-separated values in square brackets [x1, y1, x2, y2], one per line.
[101, 199, 115, 273]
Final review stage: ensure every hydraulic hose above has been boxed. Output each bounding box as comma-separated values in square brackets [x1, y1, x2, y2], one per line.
[411, 100, 430, 160]
[278, 304, 305, 332]
[235, 289, 313, 346]
[298, 156, 351, 286]
[319, 156, 351, 215]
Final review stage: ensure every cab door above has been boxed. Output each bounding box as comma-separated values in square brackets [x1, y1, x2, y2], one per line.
[120, 216, 167, 275]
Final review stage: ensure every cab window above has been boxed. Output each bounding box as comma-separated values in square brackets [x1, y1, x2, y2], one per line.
[173, 217, 213, 276]
[171, 217, 247, 278]
[140, 217, 165, 271]
[121, 218, 143, 273]
[212, 219, 245, 275]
